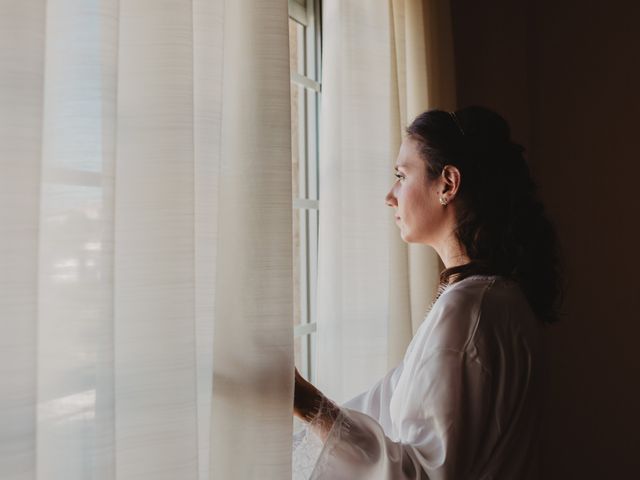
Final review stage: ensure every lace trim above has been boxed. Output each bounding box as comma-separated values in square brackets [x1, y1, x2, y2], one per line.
[292, 420, 324, 480]
[310, 408, 383, 480]
[309, 409, 353, 479]
[293, 395, 342, 479]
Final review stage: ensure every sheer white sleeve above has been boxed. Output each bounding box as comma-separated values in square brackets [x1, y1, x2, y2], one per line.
[301, 350, 492, 480]
[293, 361, 404, 478]
[292, 395, 341, 480]
[292, 419, 324, 480]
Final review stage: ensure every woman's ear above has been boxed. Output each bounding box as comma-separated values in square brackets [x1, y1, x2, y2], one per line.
[440, 165, 461, 199]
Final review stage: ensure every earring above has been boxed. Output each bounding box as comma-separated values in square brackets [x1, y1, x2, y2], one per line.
[439, 196, 448, 206]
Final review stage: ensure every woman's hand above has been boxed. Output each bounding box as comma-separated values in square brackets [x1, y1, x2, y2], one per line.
[294, 368, 323, 421]
[294, 368, 341, 441]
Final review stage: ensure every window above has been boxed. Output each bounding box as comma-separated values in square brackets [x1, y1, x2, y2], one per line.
[289, 0, 322, 384]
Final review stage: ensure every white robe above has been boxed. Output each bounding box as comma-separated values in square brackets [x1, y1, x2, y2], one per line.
[293, 275, 542, 479]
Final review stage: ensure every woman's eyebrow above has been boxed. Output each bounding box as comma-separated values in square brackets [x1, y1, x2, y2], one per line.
[394, 164, 409, 171]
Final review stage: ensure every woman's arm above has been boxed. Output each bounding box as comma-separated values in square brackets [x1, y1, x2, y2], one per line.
[294, 350, 493, 480]
[294, 369, 340, 442]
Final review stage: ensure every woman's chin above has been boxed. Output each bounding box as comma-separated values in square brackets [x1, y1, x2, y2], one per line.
[400, 229, 426, 244]
[399, 224, 422, 243]
[399, 229, 412, 243]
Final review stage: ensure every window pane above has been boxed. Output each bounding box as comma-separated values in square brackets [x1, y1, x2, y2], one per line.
[292, 205, 300, 328]
[290, 84, 302, 200]
[288, 18, 305, 76]
[290, 58, 307, 202]
[305, 89, 318, 201]
[295, 334, 311, 379]
[308, 208, 318, 323]
[294, 334, 302, 369]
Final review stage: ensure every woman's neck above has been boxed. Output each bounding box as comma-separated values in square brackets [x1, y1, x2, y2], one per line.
[435, 233, 470, 269]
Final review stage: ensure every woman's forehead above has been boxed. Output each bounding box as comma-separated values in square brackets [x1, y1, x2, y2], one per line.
[395, 138, 423, 169]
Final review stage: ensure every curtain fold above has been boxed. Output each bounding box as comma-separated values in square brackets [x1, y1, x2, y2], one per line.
[316, 0, 457, 404]
[0, 2, 43, 478]
[209, 0, 293, 478]
[0, 1, 293, 479]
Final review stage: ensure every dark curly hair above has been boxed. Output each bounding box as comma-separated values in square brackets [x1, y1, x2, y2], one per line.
[406, 106, 564, 324]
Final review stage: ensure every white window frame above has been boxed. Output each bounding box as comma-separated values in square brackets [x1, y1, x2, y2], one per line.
[289, 0, 322, 384]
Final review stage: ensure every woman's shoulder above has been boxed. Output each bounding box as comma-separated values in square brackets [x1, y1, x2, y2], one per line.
[471, 275, 540, 351]
[442, 274, 528, 312]
[413, 275, 533, 356]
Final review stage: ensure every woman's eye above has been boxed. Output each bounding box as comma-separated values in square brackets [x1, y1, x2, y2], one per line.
[394, 173, 404, 181]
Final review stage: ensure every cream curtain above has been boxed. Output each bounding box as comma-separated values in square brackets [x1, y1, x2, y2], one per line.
[316, 0, 457, 403]
[0, 1, 293, 479]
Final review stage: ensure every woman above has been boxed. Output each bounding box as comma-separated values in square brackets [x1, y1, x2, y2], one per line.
[293, 106, 563, 479]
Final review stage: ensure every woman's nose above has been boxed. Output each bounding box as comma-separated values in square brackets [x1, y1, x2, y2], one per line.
[385, 188, 396, 207]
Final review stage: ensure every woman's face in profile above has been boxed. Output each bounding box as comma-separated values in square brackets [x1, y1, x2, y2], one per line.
[385, 137, 446, 245]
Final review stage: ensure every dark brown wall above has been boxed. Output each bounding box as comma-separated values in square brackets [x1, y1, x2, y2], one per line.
[451, 0, 640, 478]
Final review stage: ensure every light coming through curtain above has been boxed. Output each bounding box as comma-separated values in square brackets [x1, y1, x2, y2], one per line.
[0, 1, 293, 479]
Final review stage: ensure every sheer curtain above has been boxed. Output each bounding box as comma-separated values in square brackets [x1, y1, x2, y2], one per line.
[0, 1, 293, 479]
[316, 0, 457, 403]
